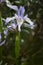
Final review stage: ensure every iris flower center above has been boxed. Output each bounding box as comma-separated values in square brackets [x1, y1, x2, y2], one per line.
[17, 17, 23, 23]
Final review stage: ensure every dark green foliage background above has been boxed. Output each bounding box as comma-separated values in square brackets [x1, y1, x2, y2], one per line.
[0, 0, 43, 65]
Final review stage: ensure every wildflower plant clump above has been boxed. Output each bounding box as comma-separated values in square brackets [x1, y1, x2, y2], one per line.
[0, 0, 34, 45]
[4, 0, 34, 32]
[0, 0, 35, 65]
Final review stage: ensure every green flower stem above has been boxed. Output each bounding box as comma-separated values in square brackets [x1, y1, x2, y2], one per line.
[0, 12, 3, 61]
[0, 12, 3, 32]
[15, 32, 21, 65]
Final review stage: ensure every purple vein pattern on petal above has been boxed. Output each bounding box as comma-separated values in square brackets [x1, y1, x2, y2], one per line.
[20, 6, 25, 17]
[18, 7, 20, 17]
[18, 6, 25, 17]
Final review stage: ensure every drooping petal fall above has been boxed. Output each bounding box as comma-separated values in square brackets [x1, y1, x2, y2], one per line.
[7, 5, 18, 11]
[5, 17, 15, 24]
[24, 17, 34, 25]
[0, 40, 5, 46]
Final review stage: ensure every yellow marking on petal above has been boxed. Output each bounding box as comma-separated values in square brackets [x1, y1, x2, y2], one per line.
[18, 18, 23, 23]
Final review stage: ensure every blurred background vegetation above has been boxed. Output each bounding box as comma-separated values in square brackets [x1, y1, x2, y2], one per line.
[0, 0, 43, 65]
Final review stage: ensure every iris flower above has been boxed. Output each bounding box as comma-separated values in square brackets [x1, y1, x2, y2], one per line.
[4, 0, 34, 31]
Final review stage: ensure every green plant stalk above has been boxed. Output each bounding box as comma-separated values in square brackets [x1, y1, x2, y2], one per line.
[0, 12, 3, 61]
[15, 32, 21, 65]
[0, 12, 3, 32]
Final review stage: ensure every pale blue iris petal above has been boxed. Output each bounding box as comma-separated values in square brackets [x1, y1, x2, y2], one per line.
[0, 40, 5, 46]
[24, 16, 34, 25]
[18, 6, 22, 16]
[11, 23, 17, 29]
[20, 6, 25, 17]
[7, 26, 12, 29]
[0, 33, 1, 42]
[4, 29, 8, 36]
[6, 0, 18, 11]
[18, 6, 23, 17]
[18, 8, 21, 17]
[24, 14, 28, 19]
[0, 33, 1, 40]
[5, 17, 15, 24]
[24, 23, 34, 29]
[18, 6, 25, 17]
[5, 18, 12, 24]
[7, 23, 17, 30]
[7, 4, 18, 11]
[7, 26, 12, 31]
